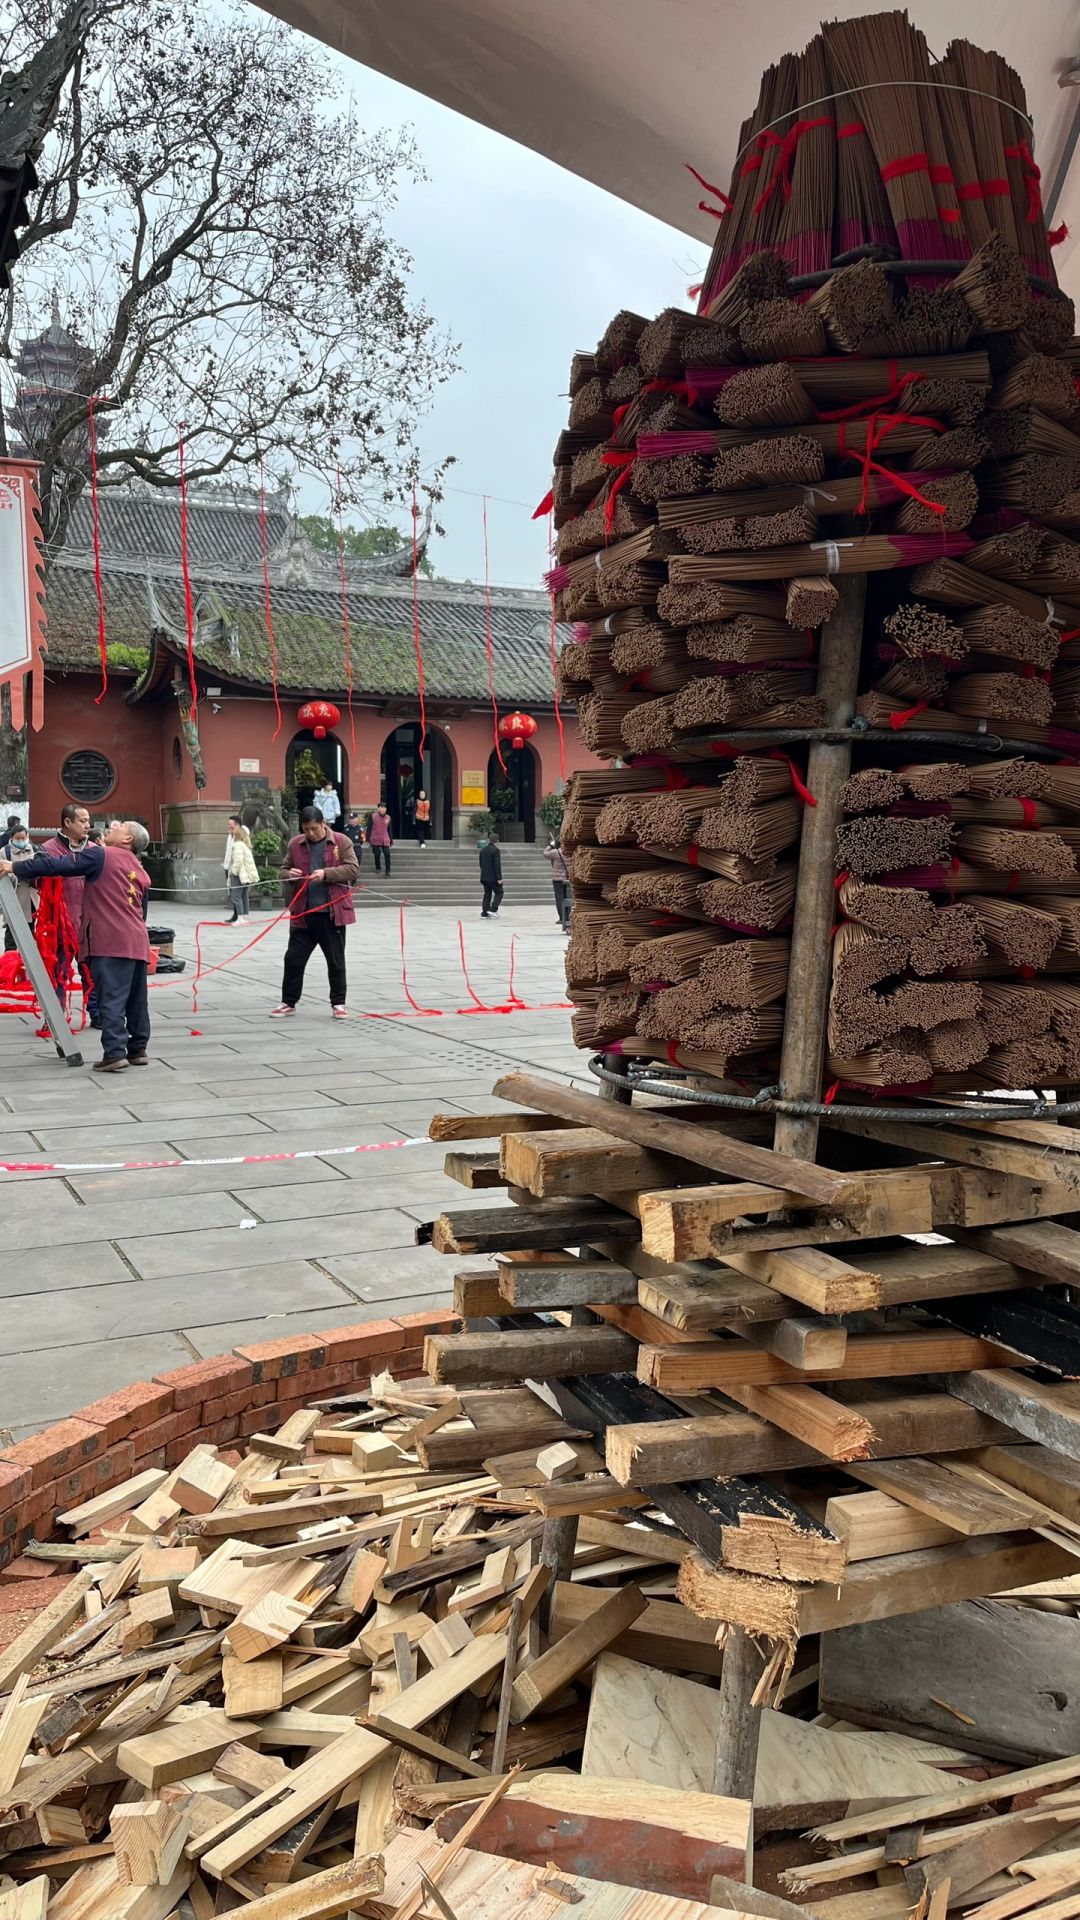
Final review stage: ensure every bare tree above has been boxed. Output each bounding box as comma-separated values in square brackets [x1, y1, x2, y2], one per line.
[0, 0, 457, 558]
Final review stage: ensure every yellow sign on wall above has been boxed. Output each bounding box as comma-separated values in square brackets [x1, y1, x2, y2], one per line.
[461, 770, 485, 806]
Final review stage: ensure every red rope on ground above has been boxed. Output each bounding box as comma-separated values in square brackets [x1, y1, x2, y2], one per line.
[258, 453, 283, 741]
[88, 394, 108, 705]
[177, 423, 198, 717]
[399, 900, 442, 1016]
[482, 496, 506, 773]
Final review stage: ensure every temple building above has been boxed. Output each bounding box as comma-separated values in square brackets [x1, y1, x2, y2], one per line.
[29, 474, 582, 885]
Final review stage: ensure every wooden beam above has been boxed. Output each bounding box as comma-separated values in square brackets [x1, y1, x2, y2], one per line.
[824, 1491, 958, 1562]
[605, 1392, 1011, 1487]
[774, 571, 866, 1159]
[426, 1199, 639, 1255]
[826, 1112, 1080, 1197]
[425, 1324, 638, 1386]
[492, 1069, 863, 1211]
[678, 1535, 1076, 1640]
[442, 1150, 506, 1189]
[947, 1371, 1080, 1461]
[510, 1581, 646, 1720]
[550, 1583, 725, 1676]
[636, 1329, 1011, 1393]
[495, 1258, 638, 1309]
[500, 1126, 693, 1198]
[717, 1382, 875, 1462]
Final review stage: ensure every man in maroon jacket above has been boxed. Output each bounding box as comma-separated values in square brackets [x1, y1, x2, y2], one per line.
[271, 805, 359, 1018]
[41, 800, 98, 1026]
[0, 819, 151, 1072]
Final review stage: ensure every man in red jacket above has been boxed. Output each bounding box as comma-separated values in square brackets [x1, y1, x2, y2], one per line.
[0, 819, 151, 1072]
[271, 805, 359, 1018]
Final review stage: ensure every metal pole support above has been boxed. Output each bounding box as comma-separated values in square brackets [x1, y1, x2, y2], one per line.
[0, 873, 84, 1067]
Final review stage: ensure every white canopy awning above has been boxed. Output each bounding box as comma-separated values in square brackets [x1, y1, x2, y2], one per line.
[256, 1, 1080, 300]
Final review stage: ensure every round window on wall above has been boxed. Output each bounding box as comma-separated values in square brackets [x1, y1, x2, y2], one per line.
[173, 736, 183, 778]
[60, 749, 116, 806]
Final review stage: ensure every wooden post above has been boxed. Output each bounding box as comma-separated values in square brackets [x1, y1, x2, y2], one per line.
[600, 1049, 633, 1106]
[539, 1516, 578, 1633]
[711, 1624, 766, 1800]
[773, 575, 867, 1163]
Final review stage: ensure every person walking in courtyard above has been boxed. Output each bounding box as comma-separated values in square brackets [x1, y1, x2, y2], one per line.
[414, 789, 431, 848]
[543, 835, 571, 929]
[271, 804, 359, 1018]
[0, 820, 152, 1072]
[369, 801, 393, 876]
[479, 831, 503, 918]
[315, 778, 340, 827]
[222, 818, 237, 919]
[225, 816, 258, 924]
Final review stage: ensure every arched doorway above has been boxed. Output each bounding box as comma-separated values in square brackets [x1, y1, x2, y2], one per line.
[488, 742, 538, 843]
[286, 731, 348, 816]
[380, 724, 453, 840]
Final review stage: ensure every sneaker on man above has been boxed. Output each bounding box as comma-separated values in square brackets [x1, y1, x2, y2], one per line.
[331, 1005, 348, 1019]
[269, 1003, 295, 1017]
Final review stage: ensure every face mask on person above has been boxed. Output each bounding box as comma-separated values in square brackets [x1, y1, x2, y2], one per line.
[11, 836, 28, 852]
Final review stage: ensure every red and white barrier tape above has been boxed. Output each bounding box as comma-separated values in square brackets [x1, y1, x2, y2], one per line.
[0, 1135, 432, 1177]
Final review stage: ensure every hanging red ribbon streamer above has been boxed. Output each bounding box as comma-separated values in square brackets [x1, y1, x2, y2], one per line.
[257, 454, 282, 741]
[601, 451, 635, 536]
[547, 510, 565, 779]
[334, 466, 357, 751]
[399, 900, 441, 1015]
[176, 423, 198, 718]
[889, 699, 930, 730]
[532, 488, 554, 520]
[482, 495, 506, 773]
[1004, 142, 1042, 223]
[1049, 223, 1069, 247]
[753, 118, 834, 215]
[768, 748, 817, 806]
[411, 482, 428, 761]
[87, 394, 108, 706]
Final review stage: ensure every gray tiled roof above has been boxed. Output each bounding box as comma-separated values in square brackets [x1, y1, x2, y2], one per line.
[46, 482, 564, 705]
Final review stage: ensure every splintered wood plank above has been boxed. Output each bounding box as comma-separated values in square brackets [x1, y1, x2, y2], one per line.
[425, 1324, 637, 1386]
[442, 1149, 505, 1188]
[378, 1830, 751, 1920]
[111, 1801, 189, 1886]
[427, 1199, 639, 1255]
[947, 1373, 1080, 1460]
[957, 1221, 1080, 1286]
[0, 1569, 96, 1692]
[845, 1459, 1037, 1538]
[49, 1856, 192, 1920]
[635, 1265, 790, 1331]
[434, 1771, 752, 1903]
[228, 1592, 316, 1664]
[222, 1650, 285, 1716]
[500, 1126, 700, 1198]
[429, 1109, 571, 1140]
[972, 1445, 1080, 1526]
[605, 1392, 1010, 1488]
[224, 1857, 385, 1918]
[492, 1069, 862, 1209]
[739, 1316, 848, 1370]
[678, 1535, 1076, 1643]
[509, 1583, 646, 1721]
[172, 1449, 235, 1514]
[57, 1469, 169, 1536]
[0, 1878, 49, 1920]
[809, 1752, 1080, 1845]
[636, 1330, 1010, 1392]
[722, 1247, 886, 1314]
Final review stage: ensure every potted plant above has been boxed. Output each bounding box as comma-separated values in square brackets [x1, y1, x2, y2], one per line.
[468, 809, 495, 840]
[538, 789, 565, 839]
[489, 781, 522, 842]
[251, 828, 282, 909]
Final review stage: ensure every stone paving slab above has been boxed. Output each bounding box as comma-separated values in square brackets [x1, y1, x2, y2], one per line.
[0, 899, 578, 1438]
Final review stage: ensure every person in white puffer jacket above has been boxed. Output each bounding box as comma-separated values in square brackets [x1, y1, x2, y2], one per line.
[226, 817, 259, 924]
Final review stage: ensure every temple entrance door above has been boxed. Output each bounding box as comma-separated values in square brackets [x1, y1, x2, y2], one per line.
[286, 731, 347, 816]
[487, 742, 538, 842]
[380, 724, 452, 839]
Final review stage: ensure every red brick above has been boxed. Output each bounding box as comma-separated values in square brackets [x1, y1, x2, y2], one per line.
[239, 1404, 278, 1438]
[14, 1486, 53, 1531]
[233, 1335, 322, 1383]
[396, 1346, 424, 1374]
[0, 1462, 30, 1518]
[131, 1408, 200, 1463]
[75, 1381, 175, 1444]
[49, 1443, 135, 1516]
[130, 1449, 167, 1472]
[152, 1357, 253, 1412]
[316, 1320, 405, 1366]
[274, 1361, 354, 1402]
[0, 1554, 56, 1585]
[209, 1417, 241, 1447]
[394, 1309, 460, 1337]
[1, 1420, 106, 1491]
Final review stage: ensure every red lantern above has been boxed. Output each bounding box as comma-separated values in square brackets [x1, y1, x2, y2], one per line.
[498, 710, 538, 752]
[297, 699, 341, 740]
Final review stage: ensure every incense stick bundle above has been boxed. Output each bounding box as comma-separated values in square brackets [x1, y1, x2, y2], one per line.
[716, 754, 795, 807]
[609, 626, 688, 677]
[838, 879, 937, 936]
[681, 324, 742, 369]
[697, 867, 797, 930]
[627, 927, 732, 986]
[947, 673, 1054, 727]
[713, 365, 815, 428]
[685, 616, 811, 664]
[577, 691, 645, 757]
[991, 354, 1080, 420]
[968, 896, 1063, 968]
[683, 1006, 785, 1057]
[615, 868, 704, 915]
[632, 456, 710, 504]
[570, 845, 660, 889]
[965, 758, 1054, 799]
[696, 794, 803, 862]
[596, 310, 650, 364]
[658, 580, 790, 626]
[980, 982, 1055, 1044]
[786, 577, 839, 628]
[639, 418, 945, 464]
[946, 797, 1066, 829]
[698, 937, 790, 1007]
[592, 795, 640, 845]
[667, 532, 977, 585]
[671, 672, 822, 736]
[1031, 895, 1080, 958]
[808, 261, 895, 354]
[678, 506, 818, 553]
[980, 455, 1080, 517]
[644, 843, 776, 883]
[836, 814, 956, 878]
[831, 921, 909, 1000]
[1042, 981, 1080, 1055]
[595, 988, 645, 1041]
[982, 1035, 1065, 1087]
[711, 435, 825, 490]
[826, 1043, 933, 1089]
[957, 607, 1061, 670]
[957, 826, 1077, 878]
[925, 1019, 991, 1072]
[898, 763, 971, 801]
[951, 232, 1030, 331]
[841, 769, 906, 813]
[636, 307, 716, 378]
[908, 904, 987, 974]
[738, 300, 827, 362]
[631, 787, 726, 845]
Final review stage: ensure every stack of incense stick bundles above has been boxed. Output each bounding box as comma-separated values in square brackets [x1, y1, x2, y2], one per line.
[552, 8, 1080, 1096]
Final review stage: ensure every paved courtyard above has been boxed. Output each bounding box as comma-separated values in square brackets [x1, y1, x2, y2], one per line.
[0, 893, 584, 1443]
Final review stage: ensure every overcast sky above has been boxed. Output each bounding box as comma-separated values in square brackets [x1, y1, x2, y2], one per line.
[303, 50, 709, 592]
